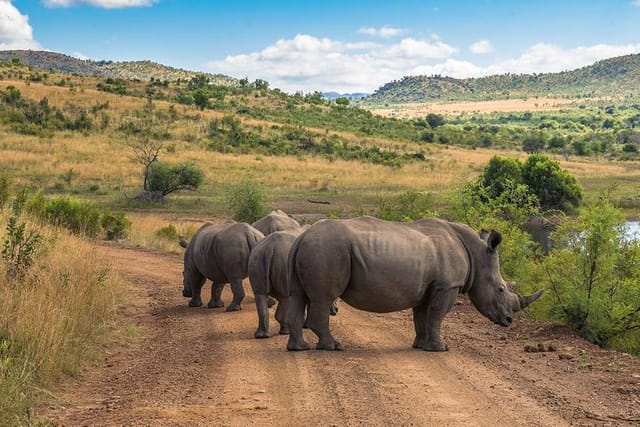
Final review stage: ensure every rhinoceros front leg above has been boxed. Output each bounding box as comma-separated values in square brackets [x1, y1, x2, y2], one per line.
[254, 294, 271, 338]
[207, 282, 225, 308]
[225, 278, 245, 312]
[413, 286, 458, 351]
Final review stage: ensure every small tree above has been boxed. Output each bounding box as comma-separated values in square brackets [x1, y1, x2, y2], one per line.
[146, 162, 204, 197]
[426, 113, 445, 128]
[522, 153, 582, 211]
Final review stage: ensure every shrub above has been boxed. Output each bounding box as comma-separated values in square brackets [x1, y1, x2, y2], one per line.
[538, 198, 640, 354]
[376, 190, 437, 222]
[34, 196, 102, 237]
[2, 215, 44, 280]
[225, 178, 267, 223]
[155, 224, 179, 241]
[101, 210, 130, 241]
[0, 173, 10, 209]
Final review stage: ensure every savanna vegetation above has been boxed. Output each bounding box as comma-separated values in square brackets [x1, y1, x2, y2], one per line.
[1, 54, 639, 425]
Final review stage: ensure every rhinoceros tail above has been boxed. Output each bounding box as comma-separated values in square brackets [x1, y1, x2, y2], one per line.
[178, 236, 189, 249]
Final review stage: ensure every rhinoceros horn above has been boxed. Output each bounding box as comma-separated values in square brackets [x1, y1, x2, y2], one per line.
[514, 289, 544, 312]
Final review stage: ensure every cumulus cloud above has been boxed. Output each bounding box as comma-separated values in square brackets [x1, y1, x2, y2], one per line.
[469, 39, 493, 54]
[42, 0, 156, 8]
[204, 31, 640, 94]
[205, 33, 457, 93]
[358, 26, 405, 38]
[494, 42, 640, 75]
[0, 0, 41, 50]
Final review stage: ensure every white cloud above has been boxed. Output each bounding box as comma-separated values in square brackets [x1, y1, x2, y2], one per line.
[630, 0, 640, 6]
[469, 39, 493, 54]
[358, 26, 405, 38]
[0, 1, 41, 50]
[494, 42, 640, 75]
[205, 34, 458, 93]
[71, 51, 90, 60]
[42, 0, 156, 8]
[204, 32, 640, 94]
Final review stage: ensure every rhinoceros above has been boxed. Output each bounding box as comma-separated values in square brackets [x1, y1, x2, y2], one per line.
[251, 209, 301, 235]
[247, 227, 307, 338]
[181, 222, 264, 311]
[286, 216, 543, 351]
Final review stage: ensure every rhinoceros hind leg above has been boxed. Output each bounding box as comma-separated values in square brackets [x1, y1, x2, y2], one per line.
[225, 279, 245, 312]
[254, 294, 270, 338]
[208, 282, 225, 308]
[274, 297, 289, 335]
[306, 302, 342, 351]
[286, 288, 310, 351]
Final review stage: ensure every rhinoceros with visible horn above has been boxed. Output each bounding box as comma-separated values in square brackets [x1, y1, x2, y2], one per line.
[251, 209, 301, 236]
[181, 222, 264, 311]
[286, 216, 543, 351]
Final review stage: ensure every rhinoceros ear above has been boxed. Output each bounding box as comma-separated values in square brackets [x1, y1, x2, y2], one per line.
[487, 230, 502, 251]
[479, 229, 490, 241]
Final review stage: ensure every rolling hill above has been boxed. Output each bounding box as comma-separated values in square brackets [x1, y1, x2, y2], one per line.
[0, 49, 235, 85]
[362, 54, 640, 105]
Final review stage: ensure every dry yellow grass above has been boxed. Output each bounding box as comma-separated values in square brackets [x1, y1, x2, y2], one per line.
[370, 97, 592, 118]
[0, 211, 126, 423]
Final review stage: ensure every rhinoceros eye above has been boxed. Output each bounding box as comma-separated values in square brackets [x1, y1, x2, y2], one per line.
[498, 286, 505, 293]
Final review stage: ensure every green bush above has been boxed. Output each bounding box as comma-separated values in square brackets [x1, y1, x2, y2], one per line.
[155, 224, 179, 240]
[538, 198, 640, 354]
[2, 215, 44, 280]
[33, 195, 101, 237]
[376, 190, 437, 222]
[101, 210, 130, 240]
[0, 173, 10, 209]
[225, 178, 267, 223]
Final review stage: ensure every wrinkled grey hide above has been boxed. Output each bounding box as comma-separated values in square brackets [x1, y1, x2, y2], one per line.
[248, 228, 307, 338]
[182, 222, 264, 311]
[251, 209, 301, 235]
[286, 216, 542, 352]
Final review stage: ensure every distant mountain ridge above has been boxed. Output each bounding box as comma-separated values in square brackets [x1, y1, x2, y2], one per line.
[322, 91, 369, 100]
[0, 50, 235, 85]
[363, 54, 640, 104]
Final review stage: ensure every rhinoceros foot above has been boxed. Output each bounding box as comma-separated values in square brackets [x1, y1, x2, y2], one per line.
[254, 329, 270, 339]
[207, 301, 224, 309]
[278, 327, 290, 335]
[413, 338, 448, 352]
[188, 298, 203, 308]
[225, 304, 242, 312]
[286, 337, 311, 351]
[316, 340, 343, 351]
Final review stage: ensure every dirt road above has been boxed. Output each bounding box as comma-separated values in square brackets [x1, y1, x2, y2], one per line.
[42, 244, 640, 426]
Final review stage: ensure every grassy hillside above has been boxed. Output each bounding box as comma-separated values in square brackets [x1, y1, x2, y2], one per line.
[0, 50, 234, 85]
[363, 54, 640, 104]
[0, 54, 638, 217]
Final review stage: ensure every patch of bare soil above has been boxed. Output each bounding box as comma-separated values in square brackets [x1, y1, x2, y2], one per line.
[40, 243, 640, 426]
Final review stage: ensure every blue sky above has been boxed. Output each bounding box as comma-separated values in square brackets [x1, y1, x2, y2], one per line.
[2, 0, 640, 93]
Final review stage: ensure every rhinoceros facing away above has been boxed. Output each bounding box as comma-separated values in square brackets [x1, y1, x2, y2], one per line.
[251, 209, 301, 236]
[286, 216, 542, 351]
[247, 227, 307, 338]
[182, 222, 264, 311]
